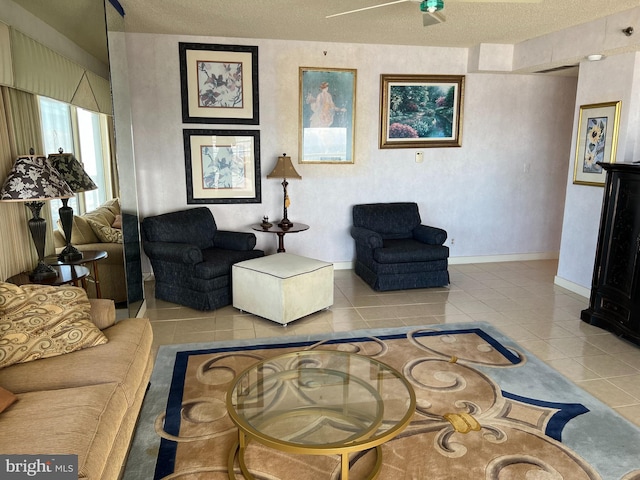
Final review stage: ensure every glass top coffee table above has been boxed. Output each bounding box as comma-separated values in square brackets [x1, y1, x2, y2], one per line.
[226, 350, 416, 480]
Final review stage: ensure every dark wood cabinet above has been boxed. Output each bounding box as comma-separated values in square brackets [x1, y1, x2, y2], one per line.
[581, 162, 640, 343]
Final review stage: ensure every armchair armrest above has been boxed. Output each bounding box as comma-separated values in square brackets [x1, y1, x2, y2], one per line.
[350, 226, 383, 249]
[144, 241, 203, 265]
[89, 299, 116, 329]
[213, 230, 257, 251]
[413, 225, 447, 245]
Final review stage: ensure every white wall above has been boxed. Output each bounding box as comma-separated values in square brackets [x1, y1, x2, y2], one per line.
[125, 33, 577, 271]
[557, 52, 640, 291]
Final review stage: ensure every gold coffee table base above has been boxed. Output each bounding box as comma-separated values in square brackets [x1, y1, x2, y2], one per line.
[226, 351, 415, 480]
[227, 437, 383, 480]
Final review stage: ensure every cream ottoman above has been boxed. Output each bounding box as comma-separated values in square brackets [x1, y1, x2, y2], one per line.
[232, 253, 334, 325]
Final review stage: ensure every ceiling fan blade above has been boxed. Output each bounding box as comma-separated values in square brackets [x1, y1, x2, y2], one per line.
[326, 0, 412, 19]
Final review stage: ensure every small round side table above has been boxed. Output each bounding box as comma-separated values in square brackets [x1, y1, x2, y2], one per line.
[7, 265, 90, 288]
[45, 250, 108, 298]
[251, 223, 309, 253]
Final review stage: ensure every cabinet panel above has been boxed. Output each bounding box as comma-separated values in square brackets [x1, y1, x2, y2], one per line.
[581, 163, 640, 344]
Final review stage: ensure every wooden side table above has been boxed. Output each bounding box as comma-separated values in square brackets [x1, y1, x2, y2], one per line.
[45, 250, 108, 298]
[251, 223, 310, 253]
[7, 265, 90, 288]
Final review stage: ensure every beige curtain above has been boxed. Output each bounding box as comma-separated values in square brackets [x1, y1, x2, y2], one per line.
[0, 86, 36, 280]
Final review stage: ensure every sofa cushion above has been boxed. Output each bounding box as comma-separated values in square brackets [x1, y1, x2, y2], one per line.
[0, 385, 17, 413]
[0, 318, 152, 406]
[0, 382, 128, 479]
[374, 239, 450, 263]
[62, 215, 100, 244]
[0, 283, 107, 368]
[86, 217, 123, 243]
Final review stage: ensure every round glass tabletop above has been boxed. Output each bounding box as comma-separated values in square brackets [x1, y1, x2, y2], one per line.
[227, 350, 416, 453]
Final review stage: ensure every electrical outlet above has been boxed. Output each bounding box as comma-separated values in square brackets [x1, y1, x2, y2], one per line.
[415, 152, 424, 163]
[451, 238, 455, 245]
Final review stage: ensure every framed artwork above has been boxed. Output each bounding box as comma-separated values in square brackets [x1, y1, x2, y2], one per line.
[573, 101, 621, 186]
[179, 42, 259, 125]
[183, 129, 261, 204]
[379, 74, 464, 149]
[299, 67, 356, 164]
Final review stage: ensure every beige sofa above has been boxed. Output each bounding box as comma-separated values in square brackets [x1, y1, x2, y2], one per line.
[0, 295, 154, 480]
[53, 198, 127, 304]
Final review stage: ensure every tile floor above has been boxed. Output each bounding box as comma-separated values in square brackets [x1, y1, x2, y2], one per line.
[142, 259, 640, 427]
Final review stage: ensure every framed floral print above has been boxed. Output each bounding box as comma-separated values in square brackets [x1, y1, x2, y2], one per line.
[183, 129, 261, 204]
[379, 74, 464, 149]
[299, 67, 356, 163]
[573, 101, 621, 186]
[179, 42, 259, 125]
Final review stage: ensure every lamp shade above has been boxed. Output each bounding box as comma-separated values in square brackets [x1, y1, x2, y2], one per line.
[48, 152, 98, 193]
[0, 155, 74, 202]
[267, 154, 302, 180]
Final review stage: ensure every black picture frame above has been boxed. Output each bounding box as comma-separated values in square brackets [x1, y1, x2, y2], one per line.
[183, 129, 261, 204]
[179, 42, 259, 125]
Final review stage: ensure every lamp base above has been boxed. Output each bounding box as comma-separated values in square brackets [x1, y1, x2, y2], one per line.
[29, 261, 58, 281]
[58, 244, 83, 262]
[277, 219, 293, 229]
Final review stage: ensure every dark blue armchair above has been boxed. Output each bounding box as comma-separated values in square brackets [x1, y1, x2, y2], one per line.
[351, 202, 449, 291]
[141, 207, 264, 310]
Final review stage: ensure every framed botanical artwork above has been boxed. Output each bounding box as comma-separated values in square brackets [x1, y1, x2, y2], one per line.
[179, 42, 259, 125]
[183, 129, 261, 204]
[379, 74, 464, 149]
[299, 67, 356, 164]
[573, 101, 621, 186]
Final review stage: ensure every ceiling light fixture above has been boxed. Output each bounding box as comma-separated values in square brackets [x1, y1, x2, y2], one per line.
[587, 54, 604, 62]
[420, 0, 444, 13]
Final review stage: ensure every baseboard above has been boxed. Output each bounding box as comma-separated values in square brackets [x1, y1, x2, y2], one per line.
[553, 276, 590, 299]
[136, 300, 147, 318]
[448, 252, 559, 264]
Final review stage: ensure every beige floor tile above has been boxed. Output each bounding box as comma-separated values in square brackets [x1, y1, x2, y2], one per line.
[575, 355, 639, 378]
[365, 318, 406, 329]
[585, 334, 640, 355]
[576, 379, 638, 407]
[608, 374, 640, 400]
[546, 337, 606, 357]
[520, 323, 575, 340]
[614, 404, 640, 427]
[173, 330, 217, 344]
[214, 329, 256, 341]
[496, 324, 540, 342]
[544, 358, 601, 382]
[517, 339, 567, 361]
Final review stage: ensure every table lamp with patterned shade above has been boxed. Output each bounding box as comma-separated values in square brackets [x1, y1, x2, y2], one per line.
[267, 153, 302, 229]
[0, 154, 74, 280]
[48, 150, 98, 261]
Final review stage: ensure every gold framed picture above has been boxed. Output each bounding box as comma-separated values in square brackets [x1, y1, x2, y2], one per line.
[573, 101, 621, 186]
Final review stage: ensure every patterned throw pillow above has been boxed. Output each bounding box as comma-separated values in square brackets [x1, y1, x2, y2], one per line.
[0, 283, 108, 368]
[86, 218, 123, 243]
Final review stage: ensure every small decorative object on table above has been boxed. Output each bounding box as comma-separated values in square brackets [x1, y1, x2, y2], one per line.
[260, 216, 272, 229]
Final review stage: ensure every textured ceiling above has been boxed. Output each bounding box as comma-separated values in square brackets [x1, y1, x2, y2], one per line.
[11, 0, 640, 65]
[118, 0, 640, 48]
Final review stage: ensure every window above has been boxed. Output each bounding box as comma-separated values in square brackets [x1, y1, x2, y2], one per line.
[38, 97, 112, 224]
